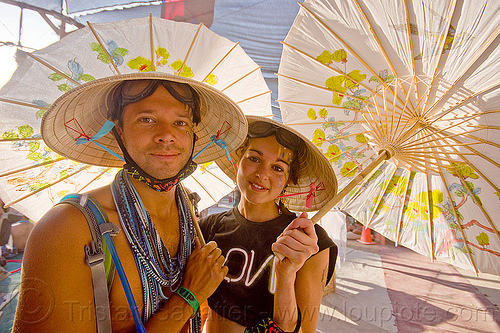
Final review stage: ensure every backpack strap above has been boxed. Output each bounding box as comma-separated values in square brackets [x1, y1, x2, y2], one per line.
[58, 193, 119, 333]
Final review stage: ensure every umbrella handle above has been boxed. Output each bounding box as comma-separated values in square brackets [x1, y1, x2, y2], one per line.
[181, 184, 206, 247]
[273, 150, 390, 261]
[311, 150, 389, 224]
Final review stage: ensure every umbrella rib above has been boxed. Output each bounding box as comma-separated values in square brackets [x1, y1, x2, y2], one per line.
[325, 131, 360, 143]
[397, 156, 438, 173]
[431, 134, 500, 241]
[447, 109, 500, 121]
[220, 66, 263, 92]
[427, 83, 500, 126]
[461, 132, 500, 150]
[87, 22, 121, 75]
[391, 79, 418, 143]
[395, 169, 412, 247]
[180, 23, 204, 76]
[361, 102, 385, 143]
[402, 154, 451, 170]
[438, 166, 479, 274]
[424, 165, 434, 262]
[77, 167, 113, 193]
[446, 155, 500, 242]
[403, 0, 420, 110]
[235, 90, 272, 105]
[190, 175, 217, 204]
[277, 99, 373, 114]
[199, 165, 235, 190]
[423, 25, 500, 119]
[336, 142, 371, 160]
[349, 0, 414, 113]
[405, 151, 473, 165]
[202, 42, 239, 84]
[280, 119, 368, 126]
[399, 120, 485, 150]
[0, 157, 67, 178]
[0, 97, 49, 110]
[403, 142, 481, 153]
[149, 14, 155, 71]
[26, 53, 80, 86]
[436, 136, 500, 193]
[3, 164, 91, 209]
[281, 41, 402, 112]
[421, 0, 458, 113]
[0, 137, 42, 142]
[338, 152, 388, 212]
[277, 73, 376, 107]
[366, 164, 398, 229]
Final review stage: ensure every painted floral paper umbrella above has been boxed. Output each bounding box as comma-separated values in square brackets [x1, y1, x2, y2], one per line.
[278, 0, 500, 274]
[0, 16, 271, 221]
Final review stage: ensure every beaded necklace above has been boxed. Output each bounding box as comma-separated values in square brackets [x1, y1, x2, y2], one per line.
[111, 170, 201, 331]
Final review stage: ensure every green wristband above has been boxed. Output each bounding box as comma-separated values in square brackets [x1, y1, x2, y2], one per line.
[175, 286, 200, 314]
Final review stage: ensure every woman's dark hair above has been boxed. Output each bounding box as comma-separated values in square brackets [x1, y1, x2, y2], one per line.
[108, 79, 201, 126]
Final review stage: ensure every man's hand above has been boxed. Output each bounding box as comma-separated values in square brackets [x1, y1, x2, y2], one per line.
[272, 212, 319, 277]
[182, 239, 228, 303]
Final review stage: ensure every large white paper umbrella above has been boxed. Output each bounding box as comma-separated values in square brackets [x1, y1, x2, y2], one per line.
[278, 0, 500, 274]
[0, 16, 271, 221]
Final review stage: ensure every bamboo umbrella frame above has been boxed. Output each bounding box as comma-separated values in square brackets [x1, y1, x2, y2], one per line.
[278, 0, 500, 273]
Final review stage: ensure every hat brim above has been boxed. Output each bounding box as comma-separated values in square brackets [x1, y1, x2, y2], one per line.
[41, 72, 248, 167]
[216, 115, 337, 212]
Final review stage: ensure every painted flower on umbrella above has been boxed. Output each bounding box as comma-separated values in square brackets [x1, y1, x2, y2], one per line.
[404, 189, 443, 223]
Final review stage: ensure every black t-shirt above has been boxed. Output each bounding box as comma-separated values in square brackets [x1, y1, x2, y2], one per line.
[199, 207, 337, 327]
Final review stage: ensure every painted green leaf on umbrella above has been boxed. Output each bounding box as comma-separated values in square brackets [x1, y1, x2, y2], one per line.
[476, 232, 490, 247]
[428, 189, 444, 220]
[325, 144, 341, 162]
[345, 70, 366, 89]
[128, 56, 153, 71]
[170, 60, 194, 78]
[204, 74, 218, 85]
[91, 41, 129, 66]
[316, 49, 347, 65]
[155, 46, 170, 66]
[318, 108, 328, 118]
[386, 175, 407, 196]
[325, 76, 346, 94]
[2, 131, 19, 139]
[340, 161, 357, 177]
[18, 125, 33, 138]
[307, 108, 317, 120]
[355, 133, 368, 143]
[312, 128, 326, 146]
[48, 73, 64, 81]
[448, 162, 479, 179]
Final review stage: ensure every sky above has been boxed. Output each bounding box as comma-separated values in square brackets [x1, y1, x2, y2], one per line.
[0, 2, 77, 89]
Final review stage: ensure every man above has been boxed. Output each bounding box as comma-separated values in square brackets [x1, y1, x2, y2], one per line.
[13, 75, 247, 332]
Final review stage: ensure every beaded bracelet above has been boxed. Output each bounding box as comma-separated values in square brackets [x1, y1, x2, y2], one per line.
[175, 286, 200, 314]
[245, 307, 302, 333]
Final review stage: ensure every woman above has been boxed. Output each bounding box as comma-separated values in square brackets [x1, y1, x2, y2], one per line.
[200, 116, 338, 332]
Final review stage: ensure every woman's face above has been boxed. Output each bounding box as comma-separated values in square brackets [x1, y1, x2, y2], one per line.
[236, 136, 295, 206]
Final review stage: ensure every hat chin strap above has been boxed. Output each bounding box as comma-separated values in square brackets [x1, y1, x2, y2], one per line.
[113, 128, 197, 192]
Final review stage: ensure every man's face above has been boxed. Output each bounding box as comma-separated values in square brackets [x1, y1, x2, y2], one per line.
[116, 84, 195, 180]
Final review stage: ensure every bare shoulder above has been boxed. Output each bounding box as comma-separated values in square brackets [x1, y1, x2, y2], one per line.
[14, 186, 112, 331]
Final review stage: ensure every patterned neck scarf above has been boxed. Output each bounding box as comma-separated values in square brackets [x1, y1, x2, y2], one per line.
[111, 170, 201, 331]
[113, 127, 198, 192]
[124, 159, 197, 192]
